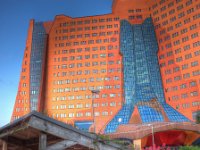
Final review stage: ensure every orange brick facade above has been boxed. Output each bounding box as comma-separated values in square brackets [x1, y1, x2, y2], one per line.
[12, 0, 200, 132]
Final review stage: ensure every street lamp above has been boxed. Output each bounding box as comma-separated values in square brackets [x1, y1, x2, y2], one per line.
[118, 118, 122, 123]
[91, 90, 100, 133]
[148, 124, 155, 149]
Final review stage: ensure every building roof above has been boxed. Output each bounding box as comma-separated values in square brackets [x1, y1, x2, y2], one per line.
[0, 111, 124, 150]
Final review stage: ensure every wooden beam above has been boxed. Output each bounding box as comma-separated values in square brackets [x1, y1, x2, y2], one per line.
[39, 133, 47, 150]
[2, 136, 24, 146]
[0, 125, 29, 138]
[28, 116, 122, 150]
[2, 140, 7, 150]
[47, 140, 77, 150]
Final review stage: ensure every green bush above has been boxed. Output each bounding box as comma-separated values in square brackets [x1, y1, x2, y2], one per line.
[179, 146, 200, 150]
[196, 112, 200, 124]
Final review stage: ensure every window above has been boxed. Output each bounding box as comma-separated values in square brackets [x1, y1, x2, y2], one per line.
[175, 48, 181, 54]
[173, 67, 180, 72]
[182, 64, 188, 70]
[110, 93, 116, 98]
[92, 19, 97, 23]
[77, 21, 82, 25]
[178, 12, 185, 18]
[80, 78, 86, 83]
[193, 14, 200, 20]
[86, 112, 91, 116]
[69, 49, 75, 53]
[169, 9, 175, 15]
[172, 95, 179, 100]
[85, 34, 90, 38]
[69, 113, 74, 117]
[180, 83, 187, 89]
[62, 57, 67, 61]
[182, 36, 189, 43]
[172, 32, 178, 38]
[174, 76, 181, 81]
[96, 39, 102, 44]
[166, 78, 172, 83]
[193, 41, 200, 48]
[168, 60, 174, 65]
[183, 45, 190, 51]
[85, 47, 90, 52]
[92, 26, 98, 30]
[136, 15, 142, 19]
[93, 69, 98, 74]
[85, 55, 90, 59]
[85, 27, 90, 30]
[92, 33, 98, 37]
[187, 8, 194, 14]
[69, 71, 75, 76]
[185, 53, 192, 59]
[194, 50, 200, 56]
[181, 28, 188, 34]
[170, 16, 176, 22]
[92, 54, 98, 58]
[100, 53, 106, 58]
[177, 4, 183, 11]
[102, 111, 108, 116]
[88, 40, 94, 44]
[84, 20, 90, 24]
[175, 22, 182, 28]
[165, 69, 171, 75]
[191, 91, 198, 96]
[190, 81, 197, 87]
[70, 56, 75, 60]
[76, 56, 82, 60]
[77, 63, 82, 68]
[108, 53, 114, 57]
[184, 18, 191, 24]
[191, 61, 198, 67]
[183, 73, 190, 79]
[193, 70, 200, 76]
[186, 0, 192, 6]
[174, 40, 180, 46]
[160, 6, 166, 11]
[136, 9, 141, 12]
[176, 57, 182, 62]
[77, 27, 82, 31]
[100, 46, 106, 51]
[191, 33, 199, 39]
[168, 1, 174, 7]
[80, 41, 86, 45]
[190, 24, 197, 30]
[92, 47, 98, 51]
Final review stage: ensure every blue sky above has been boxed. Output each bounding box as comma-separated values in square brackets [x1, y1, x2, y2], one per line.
[0, 0, 113, 126]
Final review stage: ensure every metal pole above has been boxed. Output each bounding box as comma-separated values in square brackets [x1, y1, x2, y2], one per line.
[92, 92, 95, 133]
[152, 125, 155, 150]
[91, 90, 100, 133]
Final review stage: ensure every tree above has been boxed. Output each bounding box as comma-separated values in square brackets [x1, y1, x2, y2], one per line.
[196, 111, 200, 124]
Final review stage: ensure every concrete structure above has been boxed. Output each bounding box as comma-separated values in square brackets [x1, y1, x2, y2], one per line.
[0, 111, 124, 150]
[11, 0, 200, 141]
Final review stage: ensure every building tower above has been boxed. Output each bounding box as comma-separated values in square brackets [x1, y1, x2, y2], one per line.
[12, 0, 200, 133]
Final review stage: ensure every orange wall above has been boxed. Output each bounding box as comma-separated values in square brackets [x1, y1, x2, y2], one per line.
[150, 0, 200, 120]
[44, 14, 123, 132]
[11, 20, 34, 121]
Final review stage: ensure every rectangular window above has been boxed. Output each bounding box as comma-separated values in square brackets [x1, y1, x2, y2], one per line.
[191, 61, 198, 67]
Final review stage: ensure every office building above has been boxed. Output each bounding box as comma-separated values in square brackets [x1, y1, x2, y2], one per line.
[12, 0, 200, 133]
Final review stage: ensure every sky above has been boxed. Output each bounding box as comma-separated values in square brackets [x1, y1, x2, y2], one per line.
[0, 0, 113, 127]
